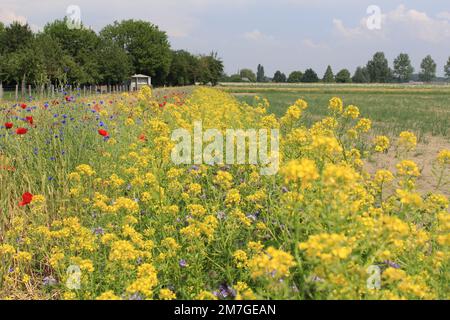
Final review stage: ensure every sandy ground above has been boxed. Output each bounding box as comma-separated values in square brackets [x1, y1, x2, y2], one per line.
[365, 135, 450, 197]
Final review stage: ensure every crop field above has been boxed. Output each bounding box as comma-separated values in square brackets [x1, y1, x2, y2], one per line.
[0, 86, 449, 300]
[224, 84, 450, 139]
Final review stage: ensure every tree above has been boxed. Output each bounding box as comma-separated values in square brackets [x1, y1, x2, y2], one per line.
[352, 67, 369, 83]
[287, 71, 303, 83]
[197, 52, 224, 86]
[323, 65, 335, 83]
[272, 71, 286, 83]
[445, 57, 450, 80]
[335, 69, 352, 83]
[302, 68, 319, 83]
[0, 22, 33, 54]
[44, 19, 101, 85]
[256, 64, 265, 82]
[97, 39, 133, 85]
[393, 53, 414, 82]
[100, 19, 172, 86]
[366, 52, 391, 83]
[240, 68, 256, 82]
[419, 55, 437, 82]
[167, 50, 198, 86]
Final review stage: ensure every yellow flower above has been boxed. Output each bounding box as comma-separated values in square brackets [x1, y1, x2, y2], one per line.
[76, 164, 95, 176]
[248, 247, 296, 279]
[159, 289, 176, 300]
[396, 160, 420, 177]
[281, 158, 319, 188]
[233, 250, 248, 268]
[373, 136, 390, 152]
[374, 169, 394, 185]
[399, 131, 417, 151]
[225, 189, 241, 207]
[96, 291, 122, 300]
[436, 149, 450, 165]
[344, 105, 360, 119]
[196, 291, 218, 300]
[355, 118, 372, 133]
[213, 171, 233, 189]
[329, 97, 343, 113]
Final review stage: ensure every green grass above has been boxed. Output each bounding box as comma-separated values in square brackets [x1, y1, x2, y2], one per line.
[223, 85, 450, 140]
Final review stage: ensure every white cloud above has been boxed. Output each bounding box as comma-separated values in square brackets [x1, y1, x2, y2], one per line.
[436, 11, 450, 21]
[301, 38, 328, 49]
[243, 29, 274, 42]
[333, 5, 450, 44]
[0, 8, 28, 25]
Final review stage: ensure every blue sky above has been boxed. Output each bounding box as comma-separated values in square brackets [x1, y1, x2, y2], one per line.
[1, 0, 450, 76]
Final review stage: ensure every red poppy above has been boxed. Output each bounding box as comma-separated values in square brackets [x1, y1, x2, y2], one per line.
[20, 103, 27, 109]
[16, 128, 28, 135]
[19, 192, 33, 206]
[139, 133, 146, 141]
[5, 122, 13, 129]
[25, 116, 33, 125]
[98, 129, 109, 137]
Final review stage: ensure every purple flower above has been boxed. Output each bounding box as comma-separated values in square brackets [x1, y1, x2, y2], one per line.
[179, 259, 187, 268]
[216, 211, 226, 220]
[215, 284, 236, 299]
[43, 276, 58, 286]
[383, 260, 401, 269]
[93, 227, 104, 236]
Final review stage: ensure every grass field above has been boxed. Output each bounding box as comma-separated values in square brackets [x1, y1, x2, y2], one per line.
[222, 84, 450, 140]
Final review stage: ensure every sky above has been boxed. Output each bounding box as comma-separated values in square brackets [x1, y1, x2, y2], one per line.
[1, 0, 450, 76]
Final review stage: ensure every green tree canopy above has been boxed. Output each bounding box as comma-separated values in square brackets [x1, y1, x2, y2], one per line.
[97, 38, 133, 85]
[366, 52, 391, 83]
[287, 71, 303, 83]
[302, 68, 319, 83]
[256, 64, 265, 82]
[335, 69, 352, 83]
[167, 50, 199, 86]
[100, 19, 172, 86]
[419, 55, 437, 82]
[445, 56, 450, 80]
[352, 67, 369, 83]
[44, 19, 101, 84]
[322, 65, 335, 83]
[240, 68, 256, 82]
[272, 71, 286, 83]
[197, 52, 224, 86]
[0, 22, 33, 54]
[393, 53, 414, 82]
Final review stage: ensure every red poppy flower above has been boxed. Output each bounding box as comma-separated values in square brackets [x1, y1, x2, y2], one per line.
[20, 103, 27, 109]
[5, 122, 13, 129]
[16, 128, 28, 135]
[98, 129, 109, 137]
[26, 116, 33, 125]
[19, 192, 33, 206]
[139, 134, 146, 141]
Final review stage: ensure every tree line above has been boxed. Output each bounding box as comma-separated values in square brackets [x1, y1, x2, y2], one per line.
[223, 52, 450, 84]
[0, 19, 224, 92]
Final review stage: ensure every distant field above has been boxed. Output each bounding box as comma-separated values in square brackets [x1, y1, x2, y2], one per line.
[221, 84, 450, 140]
